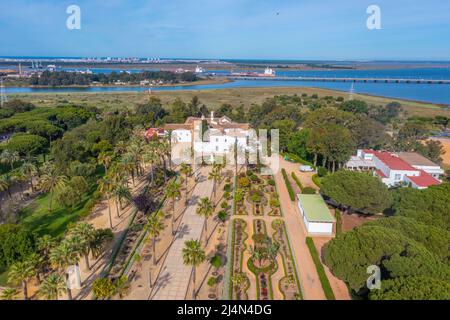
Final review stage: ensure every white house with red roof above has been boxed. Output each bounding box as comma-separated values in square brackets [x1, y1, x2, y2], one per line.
[347, 149, 442, 189]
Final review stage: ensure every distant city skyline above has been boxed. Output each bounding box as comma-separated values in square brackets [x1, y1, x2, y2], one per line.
[1, 0, 450, 60]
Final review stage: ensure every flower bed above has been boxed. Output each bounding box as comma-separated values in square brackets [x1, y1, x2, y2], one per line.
[272, 219, 302, 300]
[230, 218, 249, 299]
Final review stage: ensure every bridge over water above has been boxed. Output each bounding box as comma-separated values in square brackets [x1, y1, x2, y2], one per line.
[226, 76, 450, 84]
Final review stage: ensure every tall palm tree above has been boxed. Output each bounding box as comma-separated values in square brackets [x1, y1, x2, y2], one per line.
[120, 154, 136, 186]
[39, 167, 68, 212]
[27, 252, 46, 284]
[165, 181, 181, 236]
[0, 287, 19, 300]
[20, 161, 37, 192]
[180, 163, 192, 204]
[90, 228, 114, 259]
[49, 240, 80, 300]
[8, 260, 36, 300]
[98, 177, 114, 229]
[182, 239, 205, 300]
[143, 144, 159, 185]
[69, 223, 96, 270]
[208, 167, 220, 205]
[196, 197, 214, 245]
[38, 273, 66, 300]
[146, 214, 165, 265]
[98, 152, 112, 176]
[113, 184, 132, 217]
[0, 149, 20, 171]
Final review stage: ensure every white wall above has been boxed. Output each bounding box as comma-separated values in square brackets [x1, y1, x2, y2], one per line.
[172, 130, 191, 143]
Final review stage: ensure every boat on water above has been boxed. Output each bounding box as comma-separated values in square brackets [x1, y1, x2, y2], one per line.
[230, 67, 276, 77]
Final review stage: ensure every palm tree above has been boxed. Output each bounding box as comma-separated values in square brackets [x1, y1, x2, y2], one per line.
[0, 287, 19, 300]
[143, 144, 159, 185]
[196, 197, 214, 245]
[98, 152, 112, 175]
[113, 184, 132, 217]
[165, 181, 181, 235]
[180, 163, 192, 204]
[27, 252, 46, 284]
[121, 154, 136, 186]
[90, 228, 114, 259]
[8, 260, 36, 300]
[146, 214, 165, 265]
[69, 223, 96, 270]
[208, 167, 220, 205]
[182, 239, 205, 300]
[39, 167, 68, 212]
[98, 177, 114, 229]
[20, 161, 37, 192]
[249, 245, 266, 268]
[38, 273, 66, 300]
[0, 149, 20, 171]
[49, 240, 80, 300]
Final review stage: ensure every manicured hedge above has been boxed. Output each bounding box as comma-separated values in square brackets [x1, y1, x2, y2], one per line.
[291, 172, 303, 192]
[305, 237, 335, 300]
[281, 169, 295, 201]
[312, 174, 322, 188]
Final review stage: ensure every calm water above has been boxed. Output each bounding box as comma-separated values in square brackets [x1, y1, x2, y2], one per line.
[4, 68, 450, 105]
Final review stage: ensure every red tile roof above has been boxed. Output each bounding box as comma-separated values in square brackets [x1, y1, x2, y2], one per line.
[406, 170, 441, 188]
[374, 169, 387, 178]
[373, 151, 417, 171]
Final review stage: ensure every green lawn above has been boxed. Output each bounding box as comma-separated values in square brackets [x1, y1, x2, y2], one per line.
[17, 183, 97, 238]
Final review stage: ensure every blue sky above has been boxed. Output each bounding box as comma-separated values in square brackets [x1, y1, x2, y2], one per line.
[1, 0, 450, 60]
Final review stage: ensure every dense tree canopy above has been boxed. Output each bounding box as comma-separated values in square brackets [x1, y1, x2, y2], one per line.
[320, 171, 392, 213]
[369, 276, 450, 300]
[4, 133, 48, 156]
[0, 224, 37, 268]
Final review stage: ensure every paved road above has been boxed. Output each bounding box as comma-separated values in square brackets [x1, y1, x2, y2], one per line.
[151, 168, 213, 300]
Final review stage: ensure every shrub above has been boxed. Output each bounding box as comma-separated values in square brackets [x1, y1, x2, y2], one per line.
[305, 237, 335, 300]
[281, 169, 295, 201]
[238, 177, 250, 189]
[221, 201, 228, 209]
[267, 179, 275, 186]
[210, 255, 222, 269]
[207, 277, 217, 287]
[291, 172, 303, 192]
[302, 187, 316, 194]
[218, 210, 227, 222]
[317, 167, 328, 177]
[224, 184, 232, 192]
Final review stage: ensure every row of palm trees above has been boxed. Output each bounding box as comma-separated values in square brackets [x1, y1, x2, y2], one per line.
[2, 222, 113, 300]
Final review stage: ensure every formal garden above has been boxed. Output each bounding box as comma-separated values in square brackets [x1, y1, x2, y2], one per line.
[234, 167, 282, 217]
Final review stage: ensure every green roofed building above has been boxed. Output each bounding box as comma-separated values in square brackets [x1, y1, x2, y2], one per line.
[296, 194, 335, 236]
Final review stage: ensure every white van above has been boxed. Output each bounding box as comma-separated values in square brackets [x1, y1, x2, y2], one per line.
[299, 165, 314, 172]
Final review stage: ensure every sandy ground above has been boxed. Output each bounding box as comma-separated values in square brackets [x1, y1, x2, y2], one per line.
[430, 137, 450, 168]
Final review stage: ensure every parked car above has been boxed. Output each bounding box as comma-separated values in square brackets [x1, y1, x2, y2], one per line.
[299, 165, 315, 172]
